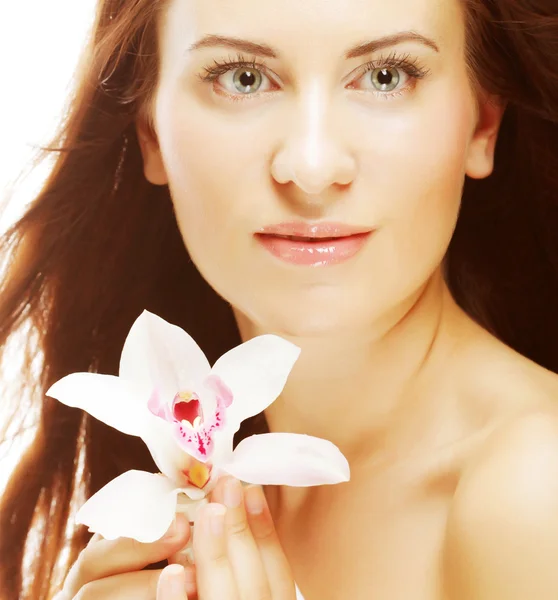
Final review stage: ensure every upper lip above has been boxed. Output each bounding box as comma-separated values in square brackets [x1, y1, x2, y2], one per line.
[257, 222, 373, 239]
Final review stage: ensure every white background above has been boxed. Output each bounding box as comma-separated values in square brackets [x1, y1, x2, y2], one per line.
[0, 0, 96, 489]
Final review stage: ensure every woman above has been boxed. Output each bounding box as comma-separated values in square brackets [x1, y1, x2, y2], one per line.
[1, 0, 558, 597]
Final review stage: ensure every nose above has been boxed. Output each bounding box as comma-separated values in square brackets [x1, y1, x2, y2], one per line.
[270, 88, 357, 197]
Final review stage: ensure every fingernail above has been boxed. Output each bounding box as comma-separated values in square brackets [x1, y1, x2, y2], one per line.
[208, 504, 226, 536]
[223, 478, 242, 508]
[245, 485, 265, 515]
[160, 564, 185, 595]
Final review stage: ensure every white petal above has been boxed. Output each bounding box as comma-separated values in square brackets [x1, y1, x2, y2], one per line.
[209, 427, 236, 465]
[211, 335, 300, 426]
[119, 310, 211, 402]
[76, 470, 182, 543]
[46, 373, 148, 437]
[221, 433, 350, 486]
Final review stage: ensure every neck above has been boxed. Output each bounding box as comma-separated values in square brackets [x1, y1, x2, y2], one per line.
[234, 270, 473, 466]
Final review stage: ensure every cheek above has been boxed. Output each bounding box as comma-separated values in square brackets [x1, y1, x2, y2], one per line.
[156, 97, 257, 262]
[154, 91, 274, 306]
[368, 86, 475, 279]
[331, 80, 477, 322]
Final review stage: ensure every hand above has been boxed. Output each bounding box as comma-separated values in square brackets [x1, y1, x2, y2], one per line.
[163, 476, 297, 600]
[54, 513, 195, 599]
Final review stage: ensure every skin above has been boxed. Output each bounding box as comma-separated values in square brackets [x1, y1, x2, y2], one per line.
[138, 0, 504, 463]
[56, 477, 297, 600]
[135, 0, 558, 597]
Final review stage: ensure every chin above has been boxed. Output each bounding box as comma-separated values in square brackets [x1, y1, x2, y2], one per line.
[251, 301, 371, 339]
[221, 272, 385, 339]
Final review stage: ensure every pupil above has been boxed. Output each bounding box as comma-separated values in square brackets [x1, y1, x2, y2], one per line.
[377, 69, 392, 86]
[239, 70, 256, 88]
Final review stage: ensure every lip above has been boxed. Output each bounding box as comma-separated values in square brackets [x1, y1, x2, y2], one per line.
[256, 232, 372, 267]
[258, 221, 372, 238]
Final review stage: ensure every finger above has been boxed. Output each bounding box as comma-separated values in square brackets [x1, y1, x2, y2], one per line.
[157, 564, 189, 600]
[166, 561, 198, 598]
[62, 514, 191, 597]
[67, 568, 196, 600]
[245, 485, 297, 599]
[68, 568, 162, 599]
[160, 564, 198, 600]
[222, 477, 272, 599]
[193, 503, 239, 600]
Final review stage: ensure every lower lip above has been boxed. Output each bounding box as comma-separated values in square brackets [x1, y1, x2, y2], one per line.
[255, 232, 372, 266]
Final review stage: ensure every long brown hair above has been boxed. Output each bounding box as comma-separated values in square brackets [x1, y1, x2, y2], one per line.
[0, 0, 556, 598]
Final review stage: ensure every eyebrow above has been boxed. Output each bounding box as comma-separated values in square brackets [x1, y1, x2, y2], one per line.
[187, 31, 440, 59]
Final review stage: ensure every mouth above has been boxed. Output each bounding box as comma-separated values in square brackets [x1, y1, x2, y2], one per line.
[255, 231, 373, 267]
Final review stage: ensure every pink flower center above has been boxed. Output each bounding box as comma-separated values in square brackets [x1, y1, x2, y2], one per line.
[148, 375, 233, 465]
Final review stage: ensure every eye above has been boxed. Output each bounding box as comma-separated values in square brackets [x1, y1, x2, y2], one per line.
[198, 56, 275, 98]
[349, 54, 430, 98]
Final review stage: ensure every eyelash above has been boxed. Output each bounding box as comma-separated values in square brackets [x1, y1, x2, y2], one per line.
[197, 51, 431, 103]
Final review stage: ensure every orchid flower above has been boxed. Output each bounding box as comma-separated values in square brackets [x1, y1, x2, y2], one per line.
[47, 310, 350, 550]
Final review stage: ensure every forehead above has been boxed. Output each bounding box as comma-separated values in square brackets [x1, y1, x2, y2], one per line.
[160, 0, 462, 58]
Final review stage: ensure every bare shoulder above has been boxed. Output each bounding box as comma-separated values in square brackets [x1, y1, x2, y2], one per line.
[442, 404, 558, 599]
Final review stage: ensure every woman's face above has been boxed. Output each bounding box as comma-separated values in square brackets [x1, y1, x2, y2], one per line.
[138, 0, 501, 336]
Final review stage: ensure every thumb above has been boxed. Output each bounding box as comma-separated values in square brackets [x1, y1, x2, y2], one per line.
[157, 564, 189, 599]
